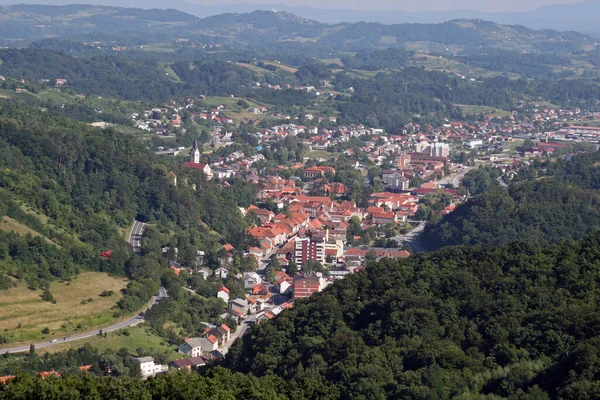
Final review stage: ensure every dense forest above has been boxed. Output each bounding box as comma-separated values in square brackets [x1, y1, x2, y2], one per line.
[223, 234, 600, 398]
[423, 153, 600, 249]
[0, 99, 248, 310]
[6, 234, 600, 397]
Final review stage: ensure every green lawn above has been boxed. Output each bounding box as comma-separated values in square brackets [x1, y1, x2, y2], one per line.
[40, 325, 181, 361]
[457, 104, 510, 117]
[305, 150, 339, 159]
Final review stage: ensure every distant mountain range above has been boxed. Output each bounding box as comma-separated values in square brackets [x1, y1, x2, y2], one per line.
[1, 0, 600, 37]
[0, 4, 597, 58]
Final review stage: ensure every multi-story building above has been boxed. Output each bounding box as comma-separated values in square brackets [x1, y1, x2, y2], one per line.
[430, 142, 450, 157]
[294, 234, 325, 266]
[382, 170, 410, 191]
[292, 273, 324, 299]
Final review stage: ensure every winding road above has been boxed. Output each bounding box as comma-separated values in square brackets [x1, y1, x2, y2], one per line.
[0, 286, 168, 355]
[129, 220, 146, 253]
[0, 221, 164, 355]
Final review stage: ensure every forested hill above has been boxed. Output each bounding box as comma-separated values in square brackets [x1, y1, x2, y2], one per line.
[0, 49, 261, 101]
[6, 234, 600, 397]
[0, 4, 596, 55]
[0, 99, 246, 290]
[223, 234, 600, 398]
[422, 152, 600, 249]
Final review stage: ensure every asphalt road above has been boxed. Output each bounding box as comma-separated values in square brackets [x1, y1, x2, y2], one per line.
[0, 287, 168, 355]
[397, 223, 428, 253]
[129, 220, 146, 253]
[436, 166, 472, 188]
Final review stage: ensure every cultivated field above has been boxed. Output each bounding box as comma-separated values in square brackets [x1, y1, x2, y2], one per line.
[0, 272, 128, 344]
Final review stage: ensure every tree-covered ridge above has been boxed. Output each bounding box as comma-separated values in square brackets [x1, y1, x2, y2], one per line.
[0, 367, 337, 400]
[223, 234, 600, 398]
[0, 99, 244, 289]
[1, 5, 595, 54]
[0, 49, 268, 102]
[514, 151, 600, 190]
[423, 153, 600, 249]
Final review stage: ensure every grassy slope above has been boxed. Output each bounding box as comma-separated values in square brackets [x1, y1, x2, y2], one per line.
[0, 272, 128, 345]
[0, 216, 58, 246]
[39, 325, 181, 361]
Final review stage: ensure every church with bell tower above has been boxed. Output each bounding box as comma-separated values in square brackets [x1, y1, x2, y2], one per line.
[183, 135, 213, 180]
[190, 134, 201, 164]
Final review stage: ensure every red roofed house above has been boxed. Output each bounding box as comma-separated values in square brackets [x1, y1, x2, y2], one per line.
[39, 371, 61, 379]
[217, 286, 230, 303]
[203, 334, 219, 352]
[100, 250, 112, 259]
[0, 376, 16, 385]
[371, 212, 397, 225]
[292, 273, 324, 299]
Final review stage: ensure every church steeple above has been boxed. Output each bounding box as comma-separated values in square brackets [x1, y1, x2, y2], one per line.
[190, 135, 200, 163]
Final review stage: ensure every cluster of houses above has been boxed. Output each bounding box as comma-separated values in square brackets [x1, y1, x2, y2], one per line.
[181, 135, 266, 180]
[243, 183, 419, 273]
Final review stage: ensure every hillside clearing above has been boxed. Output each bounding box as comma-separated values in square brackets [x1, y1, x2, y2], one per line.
[0, 272, 128, 345]
[0, 216, 57, 246]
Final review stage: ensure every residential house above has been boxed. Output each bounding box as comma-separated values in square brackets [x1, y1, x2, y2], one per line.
[197, 267, 212, 280]
[274, 271, 293, 294]
[371, 212, 397, 225]
[229, 298, 249, 317]
[201, 335, 219, 352]
[168, 358, 193, 371]
[215, 267, 229, 280]
[179, 337, 204, 357]
[168, 357, 207, 371]
[131, 357, 166, 378]
[244, 272, 263, 289]
[217, 286, 230, 304]
[205, 324, 231, 345]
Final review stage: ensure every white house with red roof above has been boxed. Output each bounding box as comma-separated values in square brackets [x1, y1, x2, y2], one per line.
[217, 286, 229, 303]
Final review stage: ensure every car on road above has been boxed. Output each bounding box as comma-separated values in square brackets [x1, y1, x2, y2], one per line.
[50, 339, 57, 343]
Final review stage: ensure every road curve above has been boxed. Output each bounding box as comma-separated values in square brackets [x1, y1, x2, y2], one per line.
[128, 220, 146, 253]
[0, 287, 168, 355]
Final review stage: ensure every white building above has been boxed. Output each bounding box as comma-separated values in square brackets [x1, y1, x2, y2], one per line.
[217, 286, 230, 303]
[465, 139, 483, 149]
[430, 142, 450, 157]
[244, 272, 263, 289]
[179, 338, 203, 357]
[131, 357, 166, 378]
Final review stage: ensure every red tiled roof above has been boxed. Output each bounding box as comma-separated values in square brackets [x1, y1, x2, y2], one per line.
[207, 334, 218, 344]
[219, 286, 230, 294]
[0, 376, 16, 385]
[222, 244, 235, 252]
[39, 371, 61, 379]
[183, 162, 208, 169]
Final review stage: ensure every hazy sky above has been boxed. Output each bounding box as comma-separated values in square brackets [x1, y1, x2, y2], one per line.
[189, 0, 583, 12]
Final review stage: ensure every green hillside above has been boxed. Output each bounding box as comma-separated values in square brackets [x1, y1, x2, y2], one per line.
[5, 234, 600, 397]
[423, 152, 600, 249]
